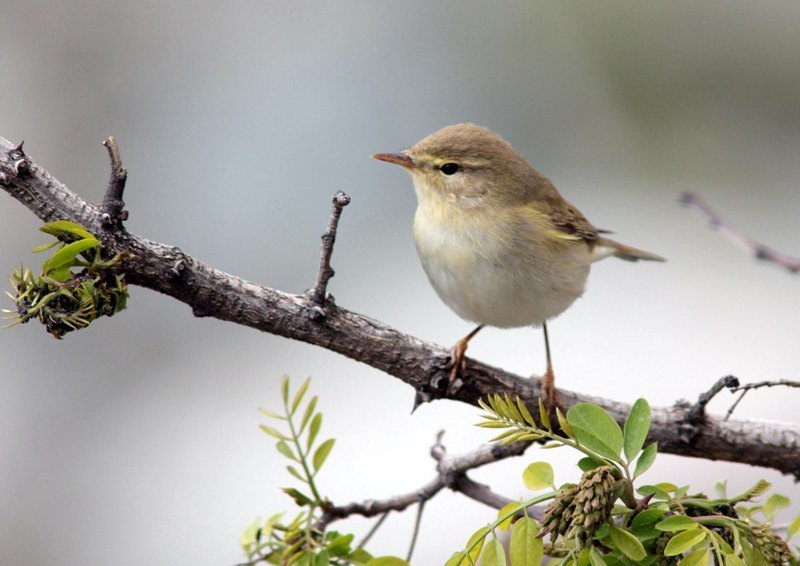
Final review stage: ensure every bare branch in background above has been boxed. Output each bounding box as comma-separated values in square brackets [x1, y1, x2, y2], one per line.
[319, 431, 526, 537]
[1, 137, 799, 478]
[680, 192, 800, 273]
[725, 378, 800, 421]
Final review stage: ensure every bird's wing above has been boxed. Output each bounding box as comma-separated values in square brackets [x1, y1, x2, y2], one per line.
[546, 197, 599, 242]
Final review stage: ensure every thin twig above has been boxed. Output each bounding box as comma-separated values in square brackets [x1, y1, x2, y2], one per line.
[680, 192, 800, 273]
[406, 497, 426, 563]
[320, 432, 528, 532]
[309, 190, 351, 307]
[101, 136, 128, 225]
[724, 379, 800, 421]
[356, 511, 390, 550]
[684, 375, 740, 425]
[322, 476, 444, 525]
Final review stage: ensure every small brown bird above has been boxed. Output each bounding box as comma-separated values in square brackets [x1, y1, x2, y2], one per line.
[373, 124, 663, 407]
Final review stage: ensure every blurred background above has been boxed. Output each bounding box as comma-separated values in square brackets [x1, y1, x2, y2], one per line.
[1, 1, 799, 564]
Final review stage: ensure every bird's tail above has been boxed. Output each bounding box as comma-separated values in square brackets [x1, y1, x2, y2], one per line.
[592, 237, 666, 263]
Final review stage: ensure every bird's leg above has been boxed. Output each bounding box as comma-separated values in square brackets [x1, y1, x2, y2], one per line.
[448, 324, 484, 392]
[540, 321, 561, 412]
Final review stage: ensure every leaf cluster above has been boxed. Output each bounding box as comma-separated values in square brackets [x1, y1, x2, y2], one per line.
[457, 394, 800, 565]
[242, 377, 408, 566]
[4, 221, 127, 338]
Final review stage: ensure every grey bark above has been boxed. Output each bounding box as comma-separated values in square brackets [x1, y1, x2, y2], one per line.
[1, 137, 798, 478]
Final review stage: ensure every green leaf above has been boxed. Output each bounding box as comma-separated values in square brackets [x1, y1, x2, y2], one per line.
[307, 413, 322, 451]
[787, 514, 800, 539]
[711, 531, 733, 555]
[490, 429, 521, 442]
[555, 407, 575, 439]
[281, 375, 290, 404]
[326, 533, 354, 556]
[566, 403, 623, 461]
[313, 438, 335, 472]
[287, 465, 306, 483]
[634, 443, 658, 478]
[588, 547, 606, 566]
[730, 479, 771, 504]
[443, 552, 466, 566]
[608, 525, 647, 561]
[258, 407, 285, 420]
[464, 527, 486, 565]
[516, 398, 536, 427]
[537, 398, 552, 431]
[276, 440, 297, 461]
[522, 462, 554, 491]
[41, 238, 99, 275]
[663, 529, 707, 556]
[31, 240, 61, 254]
[763, 493, 790, 520]
[714, 480, 727, 499]
[260, 424, 290, 441]
[577, 456, 605, 472]
[40, 220, 96, 240]
[637, 483, 673, 500]
[282, 487, 313, 507]
[299, 397, 318, 434]
[292, 377, 311, 416]
[503, 394, 525, 424]
[678, 548, 710, 566]
[478, 421, 514, 429]
[497, 430, 531, 445]
[349, 548, 374, 565]
[47, 265, 73, 282]
[515, 433, 543, 443]
[630, 508, 667, 530]
[496, 502, 520, 531]
[480, 538, 506, 566]
[656, 515, 699, 532]
[623, 398, 651, 462]
[509, 516, 543, 566]
[314, 549, 330, 566]
[364, 558, 409, 566]
[240, 516, 261, 548]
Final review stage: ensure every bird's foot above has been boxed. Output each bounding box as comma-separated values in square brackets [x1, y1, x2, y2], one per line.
[446, 337, 470, 394]
[540, 363, 561, 415]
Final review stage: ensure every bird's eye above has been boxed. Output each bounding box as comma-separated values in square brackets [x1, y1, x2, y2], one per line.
[439, 163, 460, 175]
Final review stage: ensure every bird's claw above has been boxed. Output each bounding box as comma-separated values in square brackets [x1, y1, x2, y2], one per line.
[446, 339, 469, 394]
[540, 364, 561, 416]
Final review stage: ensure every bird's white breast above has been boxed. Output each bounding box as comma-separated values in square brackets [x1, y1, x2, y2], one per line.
[412, 186, 591, 328]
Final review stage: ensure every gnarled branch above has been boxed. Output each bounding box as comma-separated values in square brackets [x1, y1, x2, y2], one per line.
[1, 137, 799, 478]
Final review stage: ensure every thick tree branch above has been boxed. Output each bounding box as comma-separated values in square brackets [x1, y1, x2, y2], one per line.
[2, 137, 799, 478]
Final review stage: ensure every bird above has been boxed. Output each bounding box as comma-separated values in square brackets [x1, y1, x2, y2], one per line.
[372, 123, 663, 409]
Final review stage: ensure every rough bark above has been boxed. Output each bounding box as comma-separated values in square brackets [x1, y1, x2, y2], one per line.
[1, 136, 798, 478]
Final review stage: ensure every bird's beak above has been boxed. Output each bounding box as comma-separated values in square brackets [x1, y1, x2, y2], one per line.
[371, 152, 415, 169]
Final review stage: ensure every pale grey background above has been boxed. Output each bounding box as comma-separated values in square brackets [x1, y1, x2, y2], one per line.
[1, 2, 799, 564]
